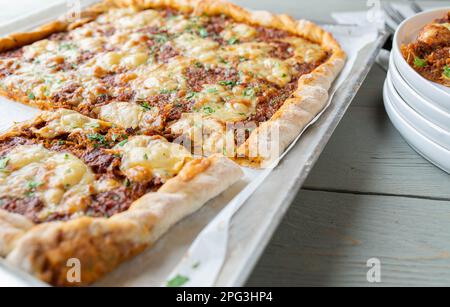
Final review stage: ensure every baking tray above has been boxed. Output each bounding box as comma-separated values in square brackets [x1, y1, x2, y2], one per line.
[0, 1, 388, 286]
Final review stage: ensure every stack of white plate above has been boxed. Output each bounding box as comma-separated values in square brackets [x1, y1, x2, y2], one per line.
[384, 8, 450, 173]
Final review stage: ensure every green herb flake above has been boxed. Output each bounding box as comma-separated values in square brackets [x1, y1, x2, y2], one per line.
[218, 80, 236, 87]
[124, 178, 131, 187]
[64, 154, 70, 160]
[228, 37, 240, 45]
[27, 92, 36, 100]
[186, 92, 197, 100]
[414, 57, 427, 68]
[166, 274, 189, 287]
[142, 102, 152, 111]
[59, 43, 77, 51]
[198, 28, 209, 38]
[202, 106, 215, 114]
[0, 157, 10, 170]
[118, 140, 128, 147]
[154, 34, 169, 44]
[218, 56, 228, 64]
[206, 88, 218, 93]
[27, 181, 41, 191]
[87, 133, 109, 147]
[243, 87, 255, 97]
[143, 153, 149, 160]
[443, 65, 450, 79]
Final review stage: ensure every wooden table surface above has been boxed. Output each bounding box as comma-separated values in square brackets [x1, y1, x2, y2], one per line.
[1, 0, 449, 287]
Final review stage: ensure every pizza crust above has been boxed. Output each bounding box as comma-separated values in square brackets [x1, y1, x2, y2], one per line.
[5, 154, 242, 286]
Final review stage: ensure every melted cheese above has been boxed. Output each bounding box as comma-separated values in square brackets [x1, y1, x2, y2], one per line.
[221, 23, 257, 41]
[0, 145, 95, 220]
[223, 42, 273, 60]
[170, 114, 236, 156]
[117, 9, 163, 28]
[239, 58, 292, 87]
[99, 101, 146, 129]
[193, 84, 256, 122]
[23, 40, 57, 59]
[116, 136, 191, 182]
[285, 37, 326, 63]
[32, 109, 105, 138]
[174, 33, 219, 59]
[133, 59, 189, 98]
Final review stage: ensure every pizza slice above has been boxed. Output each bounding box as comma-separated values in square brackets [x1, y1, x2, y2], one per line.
[0, 0, 346, 166]
[0, 109, 242, 285]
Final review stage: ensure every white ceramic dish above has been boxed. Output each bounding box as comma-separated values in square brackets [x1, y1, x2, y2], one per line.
[383, 81, 450, 174]
[389, 52, 450, 132]
[392, 8, 450, 110]
[385, 75, 450, 151]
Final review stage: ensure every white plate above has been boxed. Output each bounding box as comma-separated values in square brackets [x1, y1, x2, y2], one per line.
[392, 8, 450, 110]
[389, 53, 450, 132]
[385, 75, 450, 151]
[383, 81, 450, 174]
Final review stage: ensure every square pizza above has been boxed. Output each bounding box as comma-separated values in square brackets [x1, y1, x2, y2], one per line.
[0, 109, 242, 285]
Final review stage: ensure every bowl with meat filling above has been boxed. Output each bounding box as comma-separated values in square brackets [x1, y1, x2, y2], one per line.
[393, 8, 450, 107]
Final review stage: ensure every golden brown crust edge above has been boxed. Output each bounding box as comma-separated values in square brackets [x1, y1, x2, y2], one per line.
[5, 154, 243, 286]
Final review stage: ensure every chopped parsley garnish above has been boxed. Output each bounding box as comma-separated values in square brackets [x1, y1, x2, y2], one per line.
[124, 178, 131, 187]
[154, 33, 169, 44]
[87, 133, 109, 147]
[27, 92, 35, 100]
[118, 139, 128, 147]
[186, 92, 198, 100]
[142, 102, 152, 111]
[218, 56, 228, 64]
[59, 43, 77, 50]
[64, 154, 70, 160]
[202, 106, 215, 114]
[143, 153, 149, 160]
[206, 88, 218, 93]
[195, 62, 203, 68]
[228, 37, 240, 45]
[219, 80, 237, 87]
[0, 157, 10, 170]
[443, 65, 450, 79]
[26, 181, 42, 194]
[166, 275, 189, 287]
[198, 28, 209, 38]
[243, 87, 256, 97]
[414, 57, 427, 68]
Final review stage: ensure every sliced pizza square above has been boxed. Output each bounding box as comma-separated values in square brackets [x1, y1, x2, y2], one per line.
[0, 109, 242, 285]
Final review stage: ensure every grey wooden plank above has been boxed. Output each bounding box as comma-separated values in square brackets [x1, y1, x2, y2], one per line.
[303, 71, 450, 199]
[247, 189, 450, 287]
